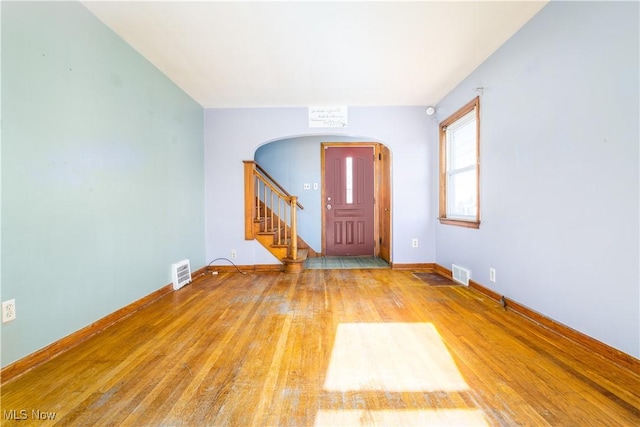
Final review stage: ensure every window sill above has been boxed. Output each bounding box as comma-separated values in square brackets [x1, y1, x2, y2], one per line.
[438, 218, 480, 229]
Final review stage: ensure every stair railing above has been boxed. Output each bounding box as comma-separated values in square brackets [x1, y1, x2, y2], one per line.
[243, 161, 304, 260]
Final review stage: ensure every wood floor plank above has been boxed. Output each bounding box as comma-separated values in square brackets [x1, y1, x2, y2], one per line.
[1, 269, 638, 426]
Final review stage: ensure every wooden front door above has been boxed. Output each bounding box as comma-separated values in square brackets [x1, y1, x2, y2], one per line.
[323, 146, 375, 256]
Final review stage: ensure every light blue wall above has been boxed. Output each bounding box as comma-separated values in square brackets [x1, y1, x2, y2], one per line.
[435, 1, 639, 357]
[1, 2, 205, 366]
[204, 107, 437, 266]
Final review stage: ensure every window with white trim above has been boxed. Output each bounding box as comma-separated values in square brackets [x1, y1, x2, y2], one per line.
[439, 97, 480, 228]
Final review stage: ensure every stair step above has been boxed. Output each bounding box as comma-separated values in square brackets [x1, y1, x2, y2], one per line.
[282, 249, 308, 261]
[256, 227, 286, 236]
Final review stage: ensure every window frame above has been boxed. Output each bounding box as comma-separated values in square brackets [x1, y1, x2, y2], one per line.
[438, 97, 481, 229]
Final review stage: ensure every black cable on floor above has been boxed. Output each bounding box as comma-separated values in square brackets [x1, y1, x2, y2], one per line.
[206, 257, 247, 275]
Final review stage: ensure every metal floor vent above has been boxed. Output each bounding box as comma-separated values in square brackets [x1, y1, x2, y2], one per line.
[452, 264, 470, 286]
[172, 259, 192, 290]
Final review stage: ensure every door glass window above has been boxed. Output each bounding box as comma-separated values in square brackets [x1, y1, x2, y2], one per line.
[346, 157, 353, 204]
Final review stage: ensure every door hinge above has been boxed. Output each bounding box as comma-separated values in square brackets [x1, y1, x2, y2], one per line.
[379, 237, 382, 245]
[378, 153, 382, 160]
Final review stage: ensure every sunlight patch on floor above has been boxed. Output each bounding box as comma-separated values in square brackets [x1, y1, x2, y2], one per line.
[323, 323, 468, 392]
[314, 409, 489, 427]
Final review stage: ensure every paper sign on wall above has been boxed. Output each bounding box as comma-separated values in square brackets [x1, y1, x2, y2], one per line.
[309, 106, 348, 128]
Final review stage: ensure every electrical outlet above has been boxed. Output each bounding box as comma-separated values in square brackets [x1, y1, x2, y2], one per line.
[231, 249, 237, 260]
[412, 238, 419, 248]
[2, 299, 16, 323]
[303, 183, 311, 190]
[489, 268, 496, 283]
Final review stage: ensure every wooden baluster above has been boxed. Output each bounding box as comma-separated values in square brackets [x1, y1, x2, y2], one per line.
[262, 182, 268, 232]
[277, 196, 282, 245]
[270, 191, 275, 240]
[255, 176, 260, 220]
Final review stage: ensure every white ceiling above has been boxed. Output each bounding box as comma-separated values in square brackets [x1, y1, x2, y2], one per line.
[82, 1, 547, 108]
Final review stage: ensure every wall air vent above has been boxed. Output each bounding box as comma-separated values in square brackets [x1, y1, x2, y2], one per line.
[452, 264, 470, 286]
[172, 259, 192, 290]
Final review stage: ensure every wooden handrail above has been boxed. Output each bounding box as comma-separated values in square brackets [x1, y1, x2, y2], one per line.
[257, 173, 290, 202]
[255, 163, 304, 211]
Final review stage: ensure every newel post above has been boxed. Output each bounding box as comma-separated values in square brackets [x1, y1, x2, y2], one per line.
[290, 196, 298, 260]
[243, 161, 256, 240]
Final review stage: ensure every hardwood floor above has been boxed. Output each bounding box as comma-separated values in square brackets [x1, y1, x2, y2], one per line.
[1, 269, 639, 426]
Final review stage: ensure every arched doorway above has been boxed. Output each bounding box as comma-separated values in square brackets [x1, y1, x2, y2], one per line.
[255, 136, 392, 263]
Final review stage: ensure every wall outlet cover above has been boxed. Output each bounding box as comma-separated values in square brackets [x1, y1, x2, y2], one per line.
[2, 299, 16, 323]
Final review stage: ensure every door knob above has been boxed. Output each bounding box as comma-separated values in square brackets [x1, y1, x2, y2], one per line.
[326, 204, 332, 210]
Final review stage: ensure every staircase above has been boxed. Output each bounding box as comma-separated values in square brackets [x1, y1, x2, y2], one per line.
[243, 161, 311, 273]
[253, 213, 309, 274]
